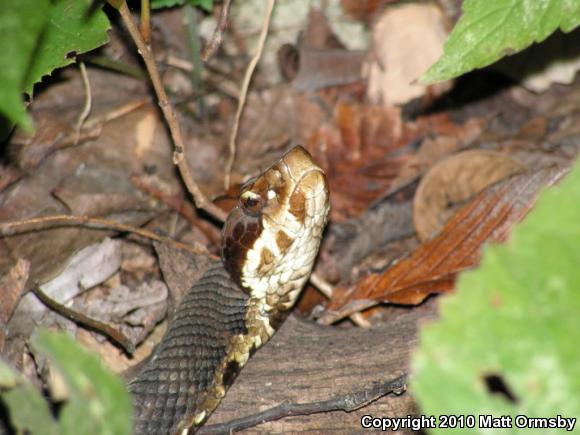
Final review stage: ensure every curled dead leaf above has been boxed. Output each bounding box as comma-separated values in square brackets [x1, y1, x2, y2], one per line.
[320, 166, 568, 324]
[413, 149, 527, 241]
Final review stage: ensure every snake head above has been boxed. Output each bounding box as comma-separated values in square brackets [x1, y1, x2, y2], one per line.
[221, 146, 330, 309]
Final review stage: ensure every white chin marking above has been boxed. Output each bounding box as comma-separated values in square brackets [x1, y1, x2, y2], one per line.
[241, 168, 328, 316]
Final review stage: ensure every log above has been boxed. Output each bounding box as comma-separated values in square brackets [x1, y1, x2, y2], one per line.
[203, 300, 437, 433]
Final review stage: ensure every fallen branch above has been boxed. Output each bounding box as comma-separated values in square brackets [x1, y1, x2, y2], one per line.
[118, 2, 227, 222]
[201, 0, 233, 62]
[199, 375, 407, 434]
[31, 286, 135, 354]
[0, 214, 213, 257]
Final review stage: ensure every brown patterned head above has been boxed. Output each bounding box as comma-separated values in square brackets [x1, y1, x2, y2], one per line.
[221, 146, 330, 310]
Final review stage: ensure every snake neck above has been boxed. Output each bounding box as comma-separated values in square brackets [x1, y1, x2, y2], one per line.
[187, 277, 296, 432]
[129, 147, 330, 435]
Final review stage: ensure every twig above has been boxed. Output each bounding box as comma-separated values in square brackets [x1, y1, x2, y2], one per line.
[201, 0, 233, 62]
[140, 0, 151, 45]
[164, 56, 240, 99]
[75, 61, 92, 145]
[164, 56, 195, 72]
[31, 286, 135, 354]
[0, 214, 213, 257]
[224, 0, 275, 189]
[84, 98, 150, 128]
[80, 54, 147, 80]
[310, 272, 371, 328]
[309, 271, 333, 298]
[348, 312, 372, 328]
[198, 374, 407, 434]
[130, 175, 222, 246]
[118, 2, 227, 222]
[184, 4, 205, 117]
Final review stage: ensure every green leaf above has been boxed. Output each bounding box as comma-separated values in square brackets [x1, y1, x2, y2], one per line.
[0, 0, 110, 132]
[0, 361, 59, 435]
[412, 165, 580, 433]
[0, 360, 18, 388]
[151, 0, 213, 11]
[151, 0, 187, 8]
[196, 0, 214, 12]
[32, 330, 133, 435]
[25, 0, 111, 94]
[0, 0, 51, 131]
[421, 0, 580, 83]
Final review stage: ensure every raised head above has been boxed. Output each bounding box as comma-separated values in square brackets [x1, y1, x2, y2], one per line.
[222, 146, 330, 310]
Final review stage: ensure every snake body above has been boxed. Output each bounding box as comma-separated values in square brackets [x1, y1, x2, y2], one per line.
[128, 147, 330, 434]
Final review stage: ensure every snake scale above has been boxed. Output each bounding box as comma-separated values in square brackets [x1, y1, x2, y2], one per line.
[128, 146, 330, 434]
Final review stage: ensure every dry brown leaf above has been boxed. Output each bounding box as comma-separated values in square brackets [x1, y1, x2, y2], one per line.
[154, 242, 213, 311]
[302, 7, 346, 50]
[277, 7, 364, 90]
[305, 102, 483, 220]
[366, 3, 451, 105]
[320, 166, 567, 323]
[340, 0, 400, 21]
[305, 102, 412, 220]
[287, 48, 367, 92]
[381, 116, 485, 198]
[413, 150, 527, 241]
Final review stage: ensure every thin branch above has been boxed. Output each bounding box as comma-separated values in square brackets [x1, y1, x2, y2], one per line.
[140, 0, 151, 45]
[309, 271, 333, 298]
[184, 4, 205, 117]
[84, 98, 150, 129]
[164, 56, 240, 99]
[118, 2, 227, 222]
[310, 272, 371, 328]
[31, 286, 135, 354]
[81, 54, 147, 80]
[224, 0, 275, 189]
[198, 374, 408, 434]
[201, 0, 233, 62]
[74, 61, 92, 145]
[0, 214, 213, 257]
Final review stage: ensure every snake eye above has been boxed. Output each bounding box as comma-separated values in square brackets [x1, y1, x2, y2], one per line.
[241, 190, 262, 214]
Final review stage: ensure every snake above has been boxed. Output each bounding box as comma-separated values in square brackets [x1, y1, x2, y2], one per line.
[128, 146, 330, 434]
